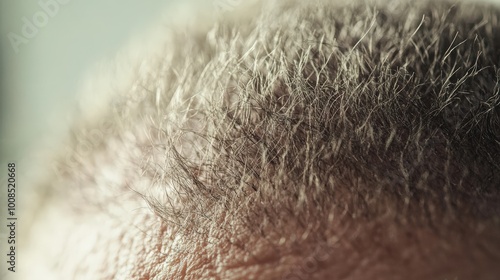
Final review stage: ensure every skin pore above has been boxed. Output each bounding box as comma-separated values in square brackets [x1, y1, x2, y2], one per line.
[21, 0, 500, 279]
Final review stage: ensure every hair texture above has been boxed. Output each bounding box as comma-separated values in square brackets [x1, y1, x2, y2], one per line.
[28, 0, 500, 279]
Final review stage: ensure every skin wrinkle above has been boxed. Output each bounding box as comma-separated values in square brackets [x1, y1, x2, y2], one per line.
[19, 0, 500, 279]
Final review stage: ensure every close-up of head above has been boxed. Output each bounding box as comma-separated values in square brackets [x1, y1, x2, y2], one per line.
[5, 0, 500, 279]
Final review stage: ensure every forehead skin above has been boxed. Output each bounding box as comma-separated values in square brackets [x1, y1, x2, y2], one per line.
[21, 0, 500, 279]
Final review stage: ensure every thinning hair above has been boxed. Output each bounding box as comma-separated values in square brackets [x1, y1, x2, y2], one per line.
[25, 0, 500, 279]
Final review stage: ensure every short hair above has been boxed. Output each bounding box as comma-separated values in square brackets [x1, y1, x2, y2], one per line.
[24, 0, 500, 279]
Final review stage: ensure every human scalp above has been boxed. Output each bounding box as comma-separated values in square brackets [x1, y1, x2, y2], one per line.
[23, 0, 500, 279]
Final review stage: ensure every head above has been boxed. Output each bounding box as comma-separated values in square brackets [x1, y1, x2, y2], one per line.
[21, 0, 500, 279]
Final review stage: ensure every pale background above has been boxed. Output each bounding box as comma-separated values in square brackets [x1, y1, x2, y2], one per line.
[0, 0, 194, 165]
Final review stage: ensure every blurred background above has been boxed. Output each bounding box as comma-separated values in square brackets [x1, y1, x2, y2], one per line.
[1, 0, 187, 168]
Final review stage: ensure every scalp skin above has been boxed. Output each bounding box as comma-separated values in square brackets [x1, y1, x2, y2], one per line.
[21, 0, 500, 279]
